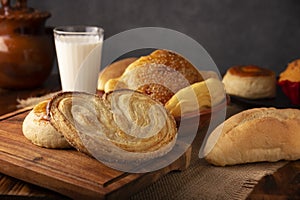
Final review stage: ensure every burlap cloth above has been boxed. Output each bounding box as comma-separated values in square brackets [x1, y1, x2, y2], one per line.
[17, 96, 286, 200]
[130, 140, 285, 200]
[129, 104, 286, 200]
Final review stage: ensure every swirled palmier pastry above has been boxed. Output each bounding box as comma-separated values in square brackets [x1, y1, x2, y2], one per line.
[104, 49, 203, 104]
[222, 65, 276, 99]
[22, 100, 71, 149]
[47, 90, 177, 163]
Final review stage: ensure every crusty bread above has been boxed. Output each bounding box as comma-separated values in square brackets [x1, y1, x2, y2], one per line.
[104, 49, 203, 104]
[222, 65, 276, 99]
[97, 57, 137, 91]
[22, 100, 71, 149]
[47, 91, 177, 163]
[204, 107, 300, 166]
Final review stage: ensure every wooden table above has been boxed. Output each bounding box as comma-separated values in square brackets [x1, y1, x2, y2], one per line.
[0, 75, 69, 199]
[0, 74, 299, 199]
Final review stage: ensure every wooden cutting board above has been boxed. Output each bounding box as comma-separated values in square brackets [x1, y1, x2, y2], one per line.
[0, 109, 191, 199]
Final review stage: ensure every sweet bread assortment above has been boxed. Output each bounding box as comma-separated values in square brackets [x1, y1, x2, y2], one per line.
[204, 60, 300, 166]
[21, 49, 300, 168]
[22, 49, 225, 163]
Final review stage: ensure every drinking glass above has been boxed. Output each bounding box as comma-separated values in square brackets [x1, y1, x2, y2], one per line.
[54, 26, 104, 93]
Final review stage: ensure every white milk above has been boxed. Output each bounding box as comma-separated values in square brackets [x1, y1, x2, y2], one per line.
[54, 35, 103, 93]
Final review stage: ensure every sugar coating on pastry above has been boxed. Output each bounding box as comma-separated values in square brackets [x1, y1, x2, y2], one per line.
[104, 49, 203, 104]
[222, 65, 276, 99]
[22, 100, 71, 149]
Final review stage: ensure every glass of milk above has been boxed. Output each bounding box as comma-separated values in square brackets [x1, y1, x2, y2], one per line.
[53, 26, 104, 93]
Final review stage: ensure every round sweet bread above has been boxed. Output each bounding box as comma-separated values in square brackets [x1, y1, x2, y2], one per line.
[222, 65, 276, 99]
[22, 100, 71, 149]
[104, 49, 203, 104]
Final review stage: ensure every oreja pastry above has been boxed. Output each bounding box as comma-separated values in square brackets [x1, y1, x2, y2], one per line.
[165, 78, 226, 118]
[22, 100, 71, 149]
[47, 90, 177, 163]
[204, 107, 300, 166]
[97, 57, 137, 91]
[278, 59, 300, 105]
[222, 65, 276, 99]
[104, 49, 203, 104]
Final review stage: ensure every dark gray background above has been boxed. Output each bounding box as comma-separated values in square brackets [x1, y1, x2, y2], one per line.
[28, 0, 300, 75]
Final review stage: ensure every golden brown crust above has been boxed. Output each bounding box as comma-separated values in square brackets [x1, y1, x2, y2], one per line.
[104, 49, 203, 104]
[227, 65, 275, 77]
[137, 83, 174, 105]
[125, 49, 203, 84]
[279, 59, 300, 82]
[22, 100, 71, 149]
[47, 92, 95, 154]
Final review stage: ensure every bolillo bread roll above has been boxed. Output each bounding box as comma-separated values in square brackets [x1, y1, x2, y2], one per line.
[204, 107, 300, 166]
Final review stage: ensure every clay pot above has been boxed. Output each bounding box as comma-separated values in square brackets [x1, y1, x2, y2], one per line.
[0, 0, 54, 89]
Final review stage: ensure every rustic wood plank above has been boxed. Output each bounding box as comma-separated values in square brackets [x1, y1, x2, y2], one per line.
[247, 161, 300, 199]
[0, 106, 32, 121]
[0, 111, 191, 199]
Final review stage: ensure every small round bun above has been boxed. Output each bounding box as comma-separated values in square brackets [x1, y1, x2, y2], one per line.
[222, 65, 276, 99]
[97, 57, 137, 91]
[22, 100, 71, 149]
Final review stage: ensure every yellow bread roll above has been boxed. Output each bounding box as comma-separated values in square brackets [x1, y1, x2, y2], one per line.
[165, 78, 226, 118]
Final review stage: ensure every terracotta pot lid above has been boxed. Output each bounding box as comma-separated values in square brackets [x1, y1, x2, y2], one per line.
[0, 0, 50, 20]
